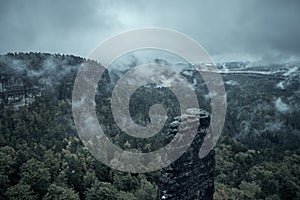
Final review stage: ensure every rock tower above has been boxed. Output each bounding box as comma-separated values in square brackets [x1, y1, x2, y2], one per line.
[158, 108, 215, 200]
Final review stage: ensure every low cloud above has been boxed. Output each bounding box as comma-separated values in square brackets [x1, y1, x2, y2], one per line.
[1, 0, 300, 62]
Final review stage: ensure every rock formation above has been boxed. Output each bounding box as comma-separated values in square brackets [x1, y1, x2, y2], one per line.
[158, 108, 215, 200]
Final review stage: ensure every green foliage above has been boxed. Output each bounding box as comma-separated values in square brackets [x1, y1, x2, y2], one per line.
[113, 172, 139, 192]
[117, 191, 137, 200]
[5, 182, 37, 200]
[214, 137, 300, 199]
[85, 182, 118, 200]
[20, 158, 51, 195]
[134, 178, 157, 200]
[0, 146, 16, 196]
[238, 181, 262, 199]
[43, 184, 80, 200]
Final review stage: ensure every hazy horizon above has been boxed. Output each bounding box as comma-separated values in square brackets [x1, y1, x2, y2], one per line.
[1, 0, 300, 63]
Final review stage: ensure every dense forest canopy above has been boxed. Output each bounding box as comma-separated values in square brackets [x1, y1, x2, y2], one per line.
[0, 53, 299, 199]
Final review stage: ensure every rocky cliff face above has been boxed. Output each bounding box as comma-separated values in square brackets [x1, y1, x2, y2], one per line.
[158, 108, 215, 200]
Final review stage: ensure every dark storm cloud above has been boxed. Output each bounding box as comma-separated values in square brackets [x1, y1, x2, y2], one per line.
[0, 0, 300, 62]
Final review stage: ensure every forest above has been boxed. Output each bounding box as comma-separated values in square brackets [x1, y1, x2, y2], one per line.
[0, 53, 299, 199]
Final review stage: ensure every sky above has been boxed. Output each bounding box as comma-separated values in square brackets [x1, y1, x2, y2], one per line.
[1, 0, 300, 62]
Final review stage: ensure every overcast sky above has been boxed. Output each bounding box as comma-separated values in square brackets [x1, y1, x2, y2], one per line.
[1, 0, 300, 62]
